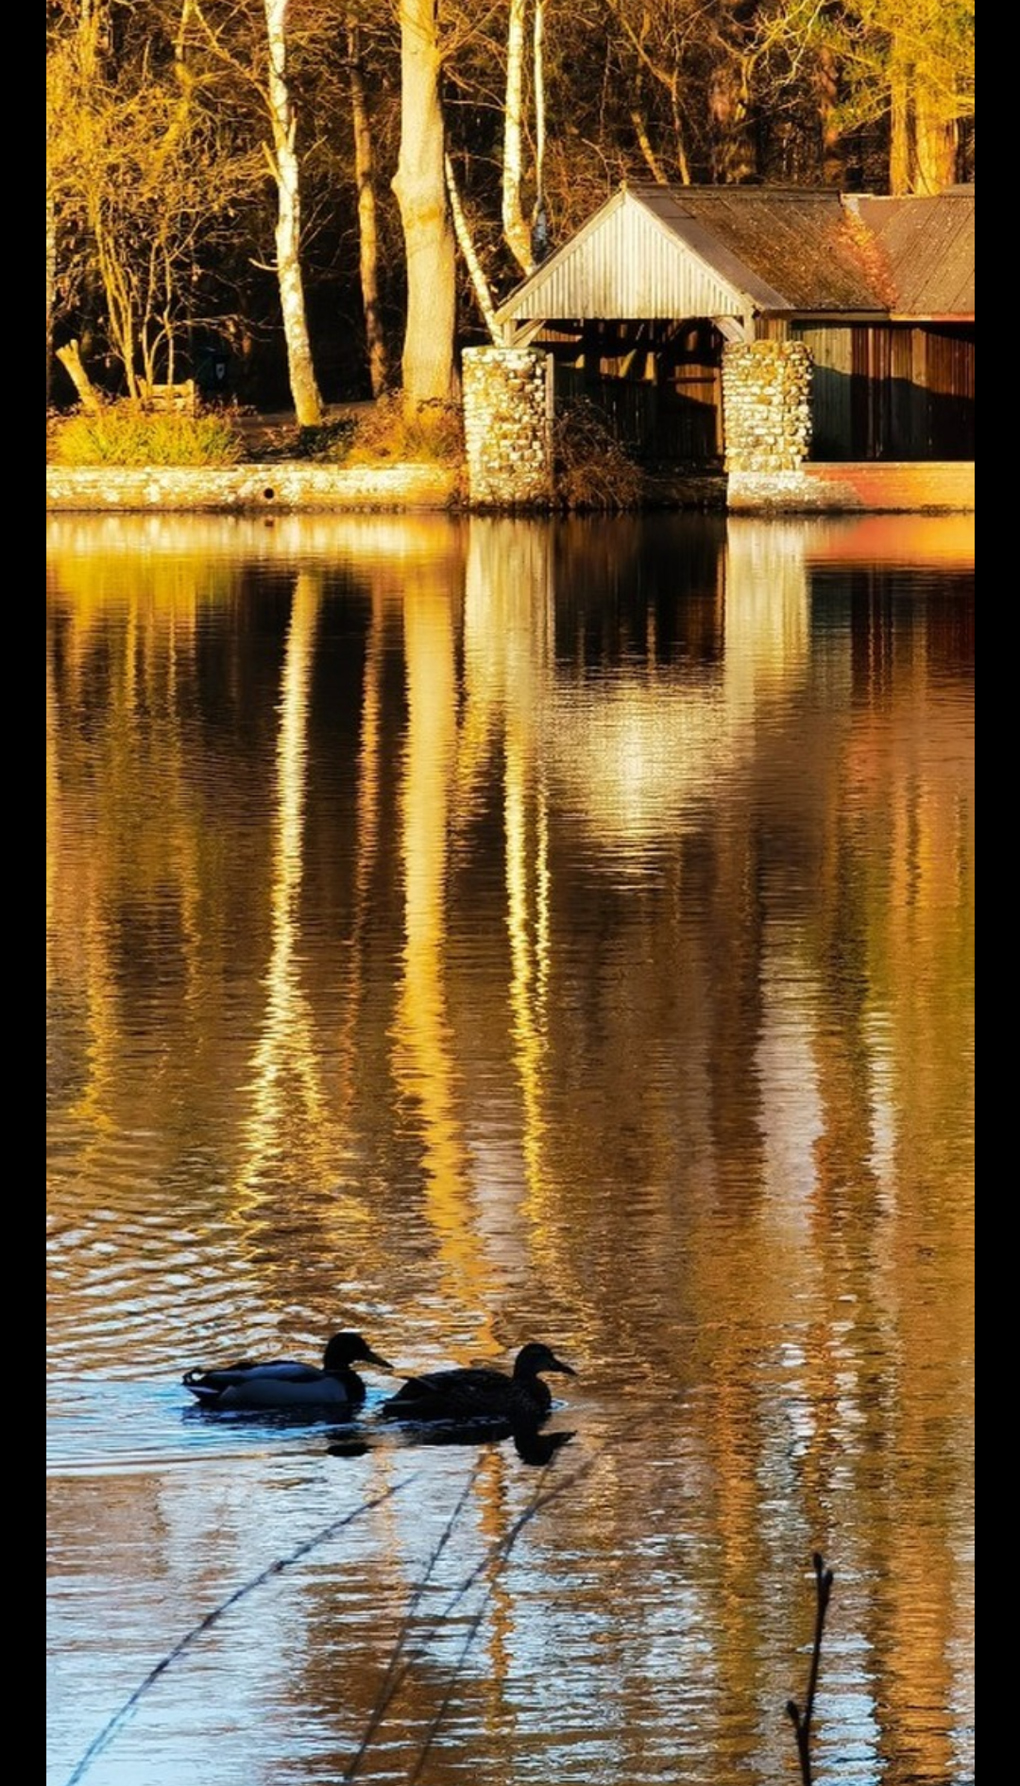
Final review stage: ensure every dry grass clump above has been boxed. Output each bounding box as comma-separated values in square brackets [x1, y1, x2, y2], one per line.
[49, 400, 246, 467]
[336, 393, 466, 467]
[553, 397, 646, 511]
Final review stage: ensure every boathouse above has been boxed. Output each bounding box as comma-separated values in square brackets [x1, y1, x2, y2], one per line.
[488, 183, 974, 470]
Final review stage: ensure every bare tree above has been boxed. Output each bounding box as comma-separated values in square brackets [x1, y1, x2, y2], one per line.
[263, 0, 324, 423]
[47, 0, 259, 402]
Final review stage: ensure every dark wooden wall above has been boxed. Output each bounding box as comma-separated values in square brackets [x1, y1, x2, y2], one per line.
[545, 316, 974, 463]
[776, 321, 975, 460]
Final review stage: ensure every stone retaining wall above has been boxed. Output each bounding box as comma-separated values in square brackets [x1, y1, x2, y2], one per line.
[45, 462, 459, 513]
[727, 461, 975, 513]
[461, 347, 553, 507]
[46, 438, 974, 520]
[722, 341, 812, 474]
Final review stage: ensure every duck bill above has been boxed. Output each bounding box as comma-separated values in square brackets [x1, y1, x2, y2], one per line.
[365, 1348, 393, 1370]
[550, 1355, 577, 1376]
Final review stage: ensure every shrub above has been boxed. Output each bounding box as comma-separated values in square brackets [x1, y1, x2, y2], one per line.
[334, 393, 465, 467]
[552, 397, 646, 511]
[281, 416, 360, 461]
[49, 401, 247, 467]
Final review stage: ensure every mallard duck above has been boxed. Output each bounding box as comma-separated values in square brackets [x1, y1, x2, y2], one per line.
[380, 1341, 576, 1426]
[182, 1331, 392, 1410]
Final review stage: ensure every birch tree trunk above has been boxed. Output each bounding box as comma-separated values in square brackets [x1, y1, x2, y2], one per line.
[502, 0, 534, 276]
[530, 0, 549, 260]
[392, 0, 456, 409]
[445, 152, 500, 342]
[264, 0, 323, 426]
[348, 23, 388, 397]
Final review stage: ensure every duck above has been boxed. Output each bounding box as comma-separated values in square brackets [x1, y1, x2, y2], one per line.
[182, 1330, 392, 1410]
[380, 1341, 576, 1426]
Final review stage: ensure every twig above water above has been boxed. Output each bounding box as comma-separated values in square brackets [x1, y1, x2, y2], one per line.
[786, 1551, 835, 1786]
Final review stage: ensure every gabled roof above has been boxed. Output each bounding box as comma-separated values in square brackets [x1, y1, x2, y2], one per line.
[494, 184, 975, 329]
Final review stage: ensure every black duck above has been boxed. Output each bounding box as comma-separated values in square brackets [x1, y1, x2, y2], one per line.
[381, 1341, 576, 1425]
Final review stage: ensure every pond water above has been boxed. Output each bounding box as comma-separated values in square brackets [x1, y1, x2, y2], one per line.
[46, 510, 974, 1786]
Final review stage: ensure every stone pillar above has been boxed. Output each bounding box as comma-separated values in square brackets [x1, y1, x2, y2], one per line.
[461, 346, 553, 508]
[721, 341, 812, 473]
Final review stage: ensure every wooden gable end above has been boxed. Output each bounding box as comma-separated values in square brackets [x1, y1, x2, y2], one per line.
[496, 190, 753, 337]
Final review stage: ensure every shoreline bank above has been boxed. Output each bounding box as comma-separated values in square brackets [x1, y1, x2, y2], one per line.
[46, 459, 973, 516]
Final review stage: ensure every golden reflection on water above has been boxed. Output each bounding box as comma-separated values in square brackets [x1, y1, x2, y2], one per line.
[464, 523, 557, 1268]
[46, 570, 213, 1171]
[335, 586, 384, 1139]
[237, 569, 339, 1205]
[544, 519, 813, 851]
[46, 512, 973, 1786]
[392, 554, 501, 1348]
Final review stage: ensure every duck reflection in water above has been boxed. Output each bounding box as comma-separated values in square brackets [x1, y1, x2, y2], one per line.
[327, 1421, 576, 1467]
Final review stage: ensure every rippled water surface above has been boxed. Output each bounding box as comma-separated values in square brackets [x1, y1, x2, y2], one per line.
[47, 511, 974, 1786]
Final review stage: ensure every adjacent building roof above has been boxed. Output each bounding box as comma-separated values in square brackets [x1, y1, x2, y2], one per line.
[493, 184, 975, 336]
[851, 190, 975, 317]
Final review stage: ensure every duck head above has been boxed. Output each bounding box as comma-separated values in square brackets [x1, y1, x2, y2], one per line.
[324, 1332, 393, 1372]
[515, 1342, 577, 1378]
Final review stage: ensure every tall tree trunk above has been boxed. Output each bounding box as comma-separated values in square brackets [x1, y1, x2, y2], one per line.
[631, 98, 669, 185]
[348, 24, 388, 397]
[47, 180, 57, 405]
[264, 0, 323, 426]
[670, 76, 692, 185]
[816, 47, 844, 187]
[530, 0, 549, 260]
[889, 66, 911, 194]
[392, 0, 456, 409]
[502, 0, 534, 275]
[708, 53, 757, 184]
[913, 91, 958, 193]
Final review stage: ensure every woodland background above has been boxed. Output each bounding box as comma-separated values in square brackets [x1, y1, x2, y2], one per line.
[45, 0, 975, 420]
